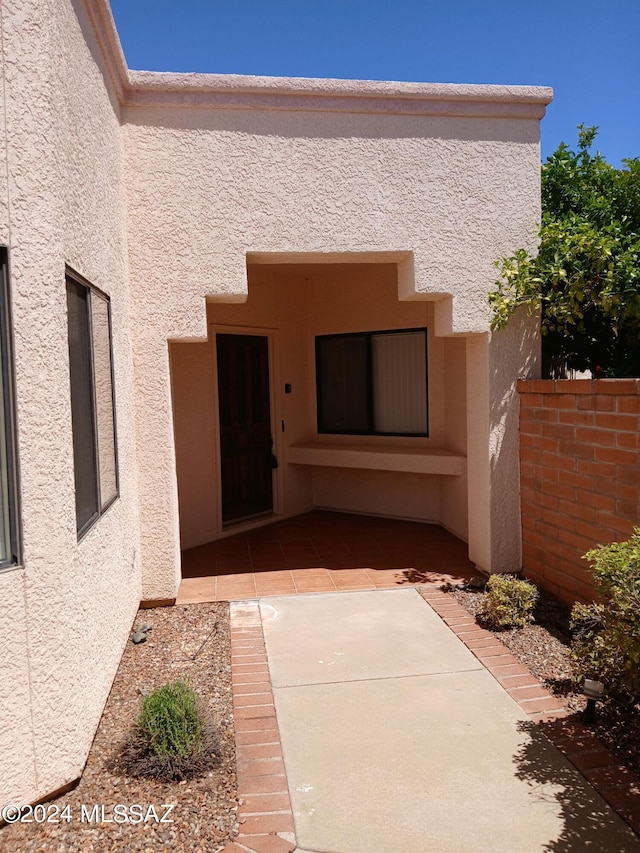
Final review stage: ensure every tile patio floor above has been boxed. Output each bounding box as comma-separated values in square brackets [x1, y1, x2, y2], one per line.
[177, 510, 476, 604]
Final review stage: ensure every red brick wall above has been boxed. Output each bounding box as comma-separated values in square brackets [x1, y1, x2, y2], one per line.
[518, 379, 640, 604]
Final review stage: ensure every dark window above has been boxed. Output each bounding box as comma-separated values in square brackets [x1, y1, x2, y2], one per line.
[66, 270, 118, 536]
[316, 328, 428, 436]
[0, 248, 20, 568]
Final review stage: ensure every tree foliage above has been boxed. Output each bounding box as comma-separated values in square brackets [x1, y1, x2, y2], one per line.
[490, 127, 640, 376]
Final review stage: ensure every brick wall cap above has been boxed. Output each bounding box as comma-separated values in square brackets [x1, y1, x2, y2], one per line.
[518, 379, 640, 395]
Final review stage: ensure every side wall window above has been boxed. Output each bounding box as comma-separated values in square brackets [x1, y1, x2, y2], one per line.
[66, 269, 118, 536]
[315, 328, 429, 436]
[0, 248, 20, 568]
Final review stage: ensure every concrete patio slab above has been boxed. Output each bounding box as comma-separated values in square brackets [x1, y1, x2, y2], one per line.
[261, 589, 640, 853]
[260, 588, 483, 687]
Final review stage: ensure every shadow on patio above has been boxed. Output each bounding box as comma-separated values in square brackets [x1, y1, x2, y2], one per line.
[178, 510, 475, 603]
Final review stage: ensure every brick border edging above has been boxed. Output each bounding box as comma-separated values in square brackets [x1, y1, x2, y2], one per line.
[420, 586, 640, 837]
[220, 589, 640, 849]
[221, 601, 297, 853]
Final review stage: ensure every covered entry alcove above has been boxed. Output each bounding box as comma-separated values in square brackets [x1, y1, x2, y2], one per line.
[123, 78, 548, 604]
[170, 256, 471, 578]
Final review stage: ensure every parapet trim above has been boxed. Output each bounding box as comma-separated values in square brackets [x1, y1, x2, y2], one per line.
[83, 0, 553, 118]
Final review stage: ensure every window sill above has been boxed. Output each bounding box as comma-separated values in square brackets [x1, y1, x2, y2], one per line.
[0, 562, 23, 575]
[287, 441, 465, 476]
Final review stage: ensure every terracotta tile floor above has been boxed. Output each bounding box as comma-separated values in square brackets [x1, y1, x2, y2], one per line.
[177, 511, 476, 604]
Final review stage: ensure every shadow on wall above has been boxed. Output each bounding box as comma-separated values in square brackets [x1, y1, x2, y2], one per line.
[123, 103, 542, 145]
[513, 720, 637, 852]
[481, 307, 540, 568]
[489, 305, 541, 476]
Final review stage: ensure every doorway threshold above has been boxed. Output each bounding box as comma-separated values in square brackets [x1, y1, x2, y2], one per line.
[216, 510, 281, 541]
[223, 510, 274, 530]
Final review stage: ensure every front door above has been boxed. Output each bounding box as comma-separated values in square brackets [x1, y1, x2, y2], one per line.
[216, 333, 273, 524]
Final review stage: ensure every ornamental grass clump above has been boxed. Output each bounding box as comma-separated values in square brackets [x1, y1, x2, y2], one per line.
[570, 528, 640, 701]
[118, 681, 219, 781]
[141, 681, 203, 760]
[481, 574, 539, 629]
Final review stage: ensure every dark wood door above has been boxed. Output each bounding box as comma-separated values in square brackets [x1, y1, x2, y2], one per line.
[216, 334, 273, 524]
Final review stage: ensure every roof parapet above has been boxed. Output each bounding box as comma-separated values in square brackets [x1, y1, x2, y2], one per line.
[124, 72, 553, 118]
[85, 0, 553, 118]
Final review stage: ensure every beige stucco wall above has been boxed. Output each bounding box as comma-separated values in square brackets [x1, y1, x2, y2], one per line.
[170, 341, 221, 547]
[0, 0, 550, 807]
[0, 0, 139, 806]
[124, 92, 546, 593]
[440, 337, 468, 540]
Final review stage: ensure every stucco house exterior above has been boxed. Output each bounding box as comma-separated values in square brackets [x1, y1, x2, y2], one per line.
[0, 0, 552, 809]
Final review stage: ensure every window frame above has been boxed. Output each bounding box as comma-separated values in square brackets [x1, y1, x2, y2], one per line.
[315, 326, 429, 438]
[0, 247, 21, 570]
[66, 267, 119, 539]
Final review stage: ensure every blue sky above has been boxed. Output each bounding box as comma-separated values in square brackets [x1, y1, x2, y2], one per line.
[110, 0, 639, 166]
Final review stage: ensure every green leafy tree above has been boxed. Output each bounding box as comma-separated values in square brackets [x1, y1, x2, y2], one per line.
[490, 127, 640, 376]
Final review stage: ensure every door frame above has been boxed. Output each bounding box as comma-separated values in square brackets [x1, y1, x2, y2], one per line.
[210, 323, 283, 534]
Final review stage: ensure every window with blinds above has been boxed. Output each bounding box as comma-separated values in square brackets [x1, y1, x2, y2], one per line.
[315, 328, 428, 436]
[66, 269, 118, 536]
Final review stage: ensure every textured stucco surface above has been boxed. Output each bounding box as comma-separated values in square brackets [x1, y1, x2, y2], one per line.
[124, 71, 553, 118]
[0, 0, 140, 806]
[0, 0, 550, 807]
[440, 337, 468, 540]
[125, 106, 543, 590]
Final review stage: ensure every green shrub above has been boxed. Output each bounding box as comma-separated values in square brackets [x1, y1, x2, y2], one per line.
[140, 681, 204, 759]
[570, 528, 640, 699]
[481, 574, 539, 629]
[115, 680, 219, 781]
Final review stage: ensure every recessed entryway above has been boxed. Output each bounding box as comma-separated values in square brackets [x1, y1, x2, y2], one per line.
[170, 260, 472, 568]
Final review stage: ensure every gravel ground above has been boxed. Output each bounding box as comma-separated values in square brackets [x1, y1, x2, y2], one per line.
[447, 584, 640, 777]
[4, 585, 638, 852]
[1, 602, 239, 853]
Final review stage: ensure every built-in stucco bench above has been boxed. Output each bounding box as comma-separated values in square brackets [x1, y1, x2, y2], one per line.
[287, 442, 465, 475]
